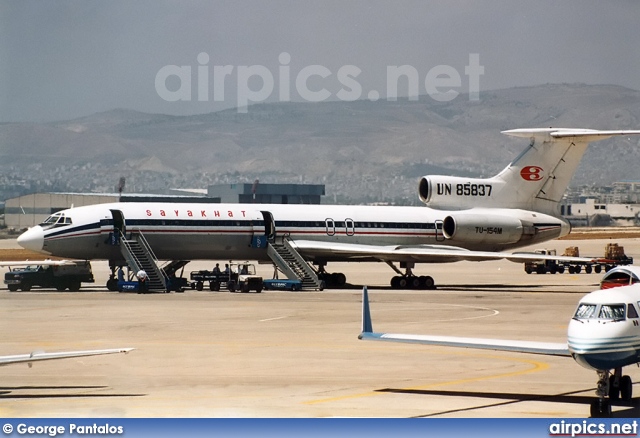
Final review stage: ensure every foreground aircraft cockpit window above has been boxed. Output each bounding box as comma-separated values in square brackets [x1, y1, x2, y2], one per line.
[574, 304, 597, 320]
[598, 304, 625, 321]
[573, 303, 626, 321]
[39, 213, 73, 229]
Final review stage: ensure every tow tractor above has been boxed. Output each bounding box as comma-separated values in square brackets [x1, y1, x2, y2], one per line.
[190, 262, 263, 293]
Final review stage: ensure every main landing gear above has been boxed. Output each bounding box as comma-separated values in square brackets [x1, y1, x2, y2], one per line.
[316, 264, 347, 288]
[590, 368, 634, 417]
[387, 261, 435, 290]
[106, 266, 119, 291]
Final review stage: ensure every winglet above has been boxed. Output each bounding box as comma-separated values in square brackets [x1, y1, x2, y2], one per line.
[360, 286, 373, 338]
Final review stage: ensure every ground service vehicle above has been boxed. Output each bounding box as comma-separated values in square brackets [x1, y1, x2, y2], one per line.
[524, 244, 633, 274]
[4, 261, 94, 291]
[262, 279, 303, 291]
[190, 262, 263, 293]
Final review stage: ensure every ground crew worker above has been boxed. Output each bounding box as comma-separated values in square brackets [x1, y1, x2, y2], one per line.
[137, 269, 148, 294]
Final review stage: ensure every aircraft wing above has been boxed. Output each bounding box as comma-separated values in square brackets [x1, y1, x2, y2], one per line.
[0, 260, 75, 267]
[358, 287, 570, 357]
[291, 240, 593, 264]
[0, 348, 134, 366]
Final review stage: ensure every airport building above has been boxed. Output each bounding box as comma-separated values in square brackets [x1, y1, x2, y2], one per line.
[4, 183, 325, 230]
[561, 198, 640, 227]
[208, 183, 325, 204]
[4, 192, 216, 230]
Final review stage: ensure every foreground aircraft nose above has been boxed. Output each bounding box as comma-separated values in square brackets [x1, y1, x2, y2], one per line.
[17, 226, 45, 253]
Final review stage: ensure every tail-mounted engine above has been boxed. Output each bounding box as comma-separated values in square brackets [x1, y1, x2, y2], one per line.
[442, 213, 531, 245]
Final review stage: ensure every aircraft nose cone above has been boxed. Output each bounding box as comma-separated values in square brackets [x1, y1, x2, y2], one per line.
[17, 226, 45, 253]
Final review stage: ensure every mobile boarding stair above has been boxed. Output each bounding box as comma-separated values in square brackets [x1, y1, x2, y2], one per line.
[266, 236, 324, 290]
[118, 230, 168, 292]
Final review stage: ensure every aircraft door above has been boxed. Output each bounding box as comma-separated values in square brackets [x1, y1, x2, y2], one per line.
[109, 209, 126, 244]
[261, 211, 276, 243]
[434, 219, 445, 242]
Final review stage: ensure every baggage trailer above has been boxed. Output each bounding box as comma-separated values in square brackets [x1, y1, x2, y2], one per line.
[524, 243, 633, 275]
[190, 270, 230, 291]
[190, 262, 263, 293]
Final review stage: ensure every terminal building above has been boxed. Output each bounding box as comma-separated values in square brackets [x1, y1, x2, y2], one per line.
[4, 183, 325, 230]
[207, 183, 325, 204]
[4, 192, 215, 230]
[561, 199, 640, 227]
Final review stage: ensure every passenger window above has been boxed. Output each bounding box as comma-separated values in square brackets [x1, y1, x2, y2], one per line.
[628, 303, 639, 319]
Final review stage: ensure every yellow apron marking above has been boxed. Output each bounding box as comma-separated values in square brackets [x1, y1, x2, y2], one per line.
[304, 351, 549, 405]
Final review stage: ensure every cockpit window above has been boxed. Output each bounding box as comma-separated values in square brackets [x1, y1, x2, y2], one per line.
[627, 303, 639, 319]
[598, 304, 625, 321]
[39, 213, 72, 228]
[41, 214, 61, 225]
[574, 303, 627, 321]
[574, 304, 597, 319]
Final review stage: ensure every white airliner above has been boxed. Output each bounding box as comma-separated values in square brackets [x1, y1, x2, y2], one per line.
[359, 286, 640, 417]
[0, 348, 134, 366]
[16, 128, 640, 289]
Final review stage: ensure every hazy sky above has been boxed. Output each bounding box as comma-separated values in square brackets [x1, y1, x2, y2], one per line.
[2, 0, 640, 122]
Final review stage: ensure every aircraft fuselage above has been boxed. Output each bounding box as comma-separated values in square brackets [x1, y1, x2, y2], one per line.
[19, 202, 569, 263]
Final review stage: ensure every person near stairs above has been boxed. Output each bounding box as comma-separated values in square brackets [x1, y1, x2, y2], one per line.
[137, 269, 149, 294]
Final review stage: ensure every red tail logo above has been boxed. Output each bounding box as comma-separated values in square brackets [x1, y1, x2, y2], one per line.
[520, 166, 544, 181]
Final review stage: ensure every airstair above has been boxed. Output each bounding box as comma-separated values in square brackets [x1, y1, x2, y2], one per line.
[118, 231, 167, 292]
[267, 237, 324, 290]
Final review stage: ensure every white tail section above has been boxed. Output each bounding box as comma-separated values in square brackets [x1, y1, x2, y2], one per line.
[420, 128, 640, 215]
[495, 129, 640, 215]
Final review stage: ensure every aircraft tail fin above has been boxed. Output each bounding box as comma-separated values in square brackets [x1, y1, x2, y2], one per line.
[420, 129, 640, 216]
[360, 286, 373, 336]
[494, 129, 640, 215]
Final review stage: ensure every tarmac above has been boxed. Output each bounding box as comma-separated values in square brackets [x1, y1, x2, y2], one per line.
[1, 237, 639, 418]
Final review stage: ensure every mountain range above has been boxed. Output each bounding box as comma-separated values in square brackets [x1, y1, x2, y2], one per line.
[2, 83, 640, 204]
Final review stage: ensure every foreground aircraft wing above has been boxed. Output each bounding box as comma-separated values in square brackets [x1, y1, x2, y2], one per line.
[358, 287, 570, 357]
[292, 240, 593, 264]
[0, 348, 134, 366]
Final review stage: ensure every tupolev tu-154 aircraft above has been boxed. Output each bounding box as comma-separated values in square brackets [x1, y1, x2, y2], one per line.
[16, 128, 640, 290]
[359, 285, 640, 417]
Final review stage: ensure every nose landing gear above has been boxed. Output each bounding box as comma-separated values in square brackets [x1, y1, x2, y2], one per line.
[590, 368, 634, 417]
